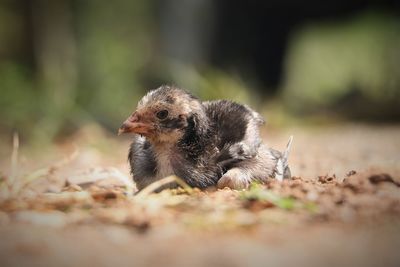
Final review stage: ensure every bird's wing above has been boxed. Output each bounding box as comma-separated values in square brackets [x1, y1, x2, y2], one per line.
[275, 136, 293, 181]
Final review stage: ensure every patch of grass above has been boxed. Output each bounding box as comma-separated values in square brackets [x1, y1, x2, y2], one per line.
[241, 183, 296, 210]
[241, 183, 318, 212]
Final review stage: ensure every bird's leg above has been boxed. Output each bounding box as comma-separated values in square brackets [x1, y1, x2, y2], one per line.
[218, 144, 280, 189]
[217, 168, 251, 190]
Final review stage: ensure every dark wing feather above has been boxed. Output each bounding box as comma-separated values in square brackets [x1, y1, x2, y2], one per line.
[203, 100, 264, 168]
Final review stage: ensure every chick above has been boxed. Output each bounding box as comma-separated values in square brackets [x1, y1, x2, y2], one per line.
[119, 85, 292, 191]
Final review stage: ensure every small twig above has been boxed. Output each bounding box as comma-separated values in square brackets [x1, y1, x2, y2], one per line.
[135, 175, 192, 198]
[10, 132, 19, 184]
[173, 176, 193, 192]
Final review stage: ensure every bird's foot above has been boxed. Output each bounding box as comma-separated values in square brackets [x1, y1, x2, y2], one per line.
[217, 168, 251, 190]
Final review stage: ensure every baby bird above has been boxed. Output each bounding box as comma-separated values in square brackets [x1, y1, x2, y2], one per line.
[119, 85, 292, 191]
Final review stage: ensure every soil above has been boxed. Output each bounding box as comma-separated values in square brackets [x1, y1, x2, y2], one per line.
[0, 123, 399, 267]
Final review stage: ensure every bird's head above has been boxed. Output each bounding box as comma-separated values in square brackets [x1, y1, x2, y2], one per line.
[119, 85, 207, 144]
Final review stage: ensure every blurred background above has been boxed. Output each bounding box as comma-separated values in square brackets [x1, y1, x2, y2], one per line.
[1, 0, 400, 144]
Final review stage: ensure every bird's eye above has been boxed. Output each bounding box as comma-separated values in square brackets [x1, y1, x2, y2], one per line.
[156, 110, 169, 120]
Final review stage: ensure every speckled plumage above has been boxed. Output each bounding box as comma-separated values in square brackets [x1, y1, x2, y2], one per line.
[120, 85, 291, 191]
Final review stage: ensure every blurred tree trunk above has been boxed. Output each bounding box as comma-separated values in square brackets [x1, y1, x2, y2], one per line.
[31, 0, 77, 140]
[160, 0, 214, 65]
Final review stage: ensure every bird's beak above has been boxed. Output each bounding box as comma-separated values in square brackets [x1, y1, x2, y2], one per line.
[118, 125, 129, 135]
[118, 112, 152, 135]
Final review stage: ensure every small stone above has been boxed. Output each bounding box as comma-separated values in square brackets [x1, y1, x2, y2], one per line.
[346, 170, 357, 177]
[368, 173, 399, 186]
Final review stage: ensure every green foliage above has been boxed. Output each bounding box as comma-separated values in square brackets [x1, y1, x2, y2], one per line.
[241, 183, 296, 210]
[241, 183, 318, 212]
[75, 1, 153, 128]
[283, 12, 400, 112]
[0, 1, 155, 142]
[169, 63, 254, 105]
[0, 63, 37, 131]
[1, 4, 400, 143]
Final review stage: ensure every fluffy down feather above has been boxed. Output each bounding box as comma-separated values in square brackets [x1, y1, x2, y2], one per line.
[119, 85, 292, 191]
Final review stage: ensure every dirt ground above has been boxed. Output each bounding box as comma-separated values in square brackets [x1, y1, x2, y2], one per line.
[0, 123, 399, 267]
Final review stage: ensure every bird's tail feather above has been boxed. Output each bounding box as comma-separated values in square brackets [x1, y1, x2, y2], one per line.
[283, 135, 293, 163]
[275, 136, 293, 181]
